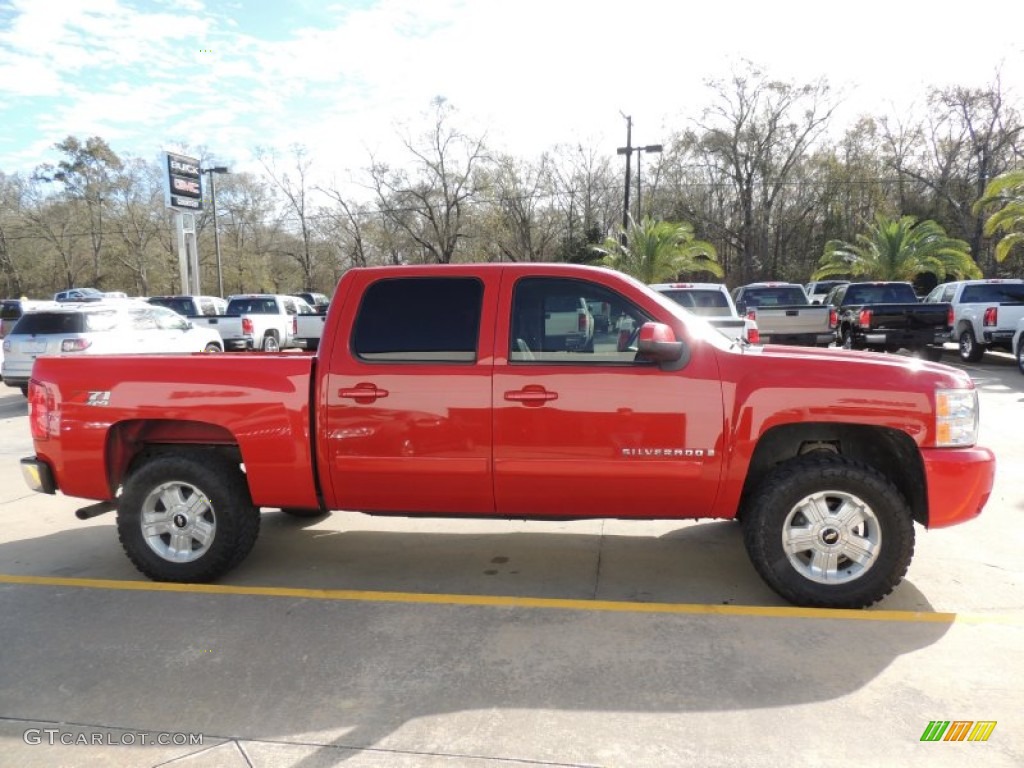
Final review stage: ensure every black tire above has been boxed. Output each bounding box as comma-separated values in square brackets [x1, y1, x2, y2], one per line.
[921, 346, 945, 363]
[1017, 337, 1024, 375]
[840, 328, 855, 350]
[279, 507, 327, 518]
[261, 333, 280, 352]
[19, 383, 29, 397]
[203, 342, 223, 353]
[742, 454, 915, 608]
[958, 328, 985, 363]
[117, 453, 260, 582]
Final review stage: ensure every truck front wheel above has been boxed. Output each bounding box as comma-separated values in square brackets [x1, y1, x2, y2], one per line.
[742, 454, 914, 608]
[117, 453, 260, 582]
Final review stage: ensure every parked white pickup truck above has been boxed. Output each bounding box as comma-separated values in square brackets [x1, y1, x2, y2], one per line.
[649, 282, 758, 343]
[200, 294, 304, 352]
[923, 278, 1024, 362]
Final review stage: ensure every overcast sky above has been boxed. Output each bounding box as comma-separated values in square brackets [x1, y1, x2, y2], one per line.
[2, 0, 1022, 190]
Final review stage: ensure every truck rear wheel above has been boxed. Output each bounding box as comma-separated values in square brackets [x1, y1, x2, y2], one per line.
[742, 454, 915, 608]
[958, 328, 985, 363]
[261, 333, 280, 352]
[117, 453, 260, 582]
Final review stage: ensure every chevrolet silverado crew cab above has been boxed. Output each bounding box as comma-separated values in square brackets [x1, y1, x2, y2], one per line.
[20, 264, 995, 609]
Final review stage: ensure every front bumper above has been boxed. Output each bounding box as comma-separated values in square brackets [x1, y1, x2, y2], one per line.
[922, 446, 995, 528]
[21, 457, 57, 494]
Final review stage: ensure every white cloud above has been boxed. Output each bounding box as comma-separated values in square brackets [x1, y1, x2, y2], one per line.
[1, 0, 1021, 182]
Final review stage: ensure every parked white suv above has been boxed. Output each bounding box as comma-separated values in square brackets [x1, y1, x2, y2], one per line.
[2, 301, 223, 396]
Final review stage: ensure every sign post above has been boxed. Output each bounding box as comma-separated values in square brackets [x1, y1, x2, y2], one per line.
[163, 151, 203, 295]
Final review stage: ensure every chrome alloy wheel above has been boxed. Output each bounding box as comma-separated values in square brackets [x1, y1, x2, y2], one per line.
[781, 490, 881, 584]
[140, 481, 217, 563]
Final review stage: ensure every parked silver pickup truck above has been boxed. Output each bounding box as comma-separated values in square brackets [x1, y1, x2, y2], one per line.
[923, 278, 1024, 362]
[731, 282, 835, 347]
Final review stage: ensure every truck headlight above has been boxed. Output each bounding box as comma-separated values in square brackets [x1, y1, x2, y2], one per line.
[935, 388, 979, 447]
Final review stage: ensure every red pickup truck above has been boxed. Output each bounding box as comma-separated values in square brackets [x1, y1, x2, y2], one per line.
[20, 264, 995, 608]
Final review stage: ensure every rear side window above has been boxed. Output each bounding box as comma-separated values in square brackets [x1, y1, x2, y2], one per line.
[353, 277, 483, 362]
[1, 300, 22, 321]
[150, 297, 193, 315]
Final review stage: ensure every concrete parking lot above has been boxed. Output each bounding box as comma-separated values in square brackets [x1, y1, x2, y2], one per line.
[0, 349, 1022, 767]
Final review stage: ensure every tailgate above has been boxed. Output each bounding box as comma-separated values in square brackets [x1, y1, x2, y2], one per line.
[754, 306, 830, 333]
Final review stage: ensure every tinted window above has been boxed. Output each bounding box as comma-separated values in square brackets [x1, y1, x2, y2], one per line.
[353, 277, 483, 362]
[842, 283, 917, 304]
[11, 311, 119, 334]
[1, 300, 22, 321]
[741, 286, 809, 306]
[149, 297, 194, 315]
[227, 297, 278, 314]
[959, 283, 1024, 303]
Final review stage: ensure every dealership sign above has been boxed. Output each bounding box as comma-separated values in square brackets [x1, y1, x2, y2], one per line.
[164, 151, 203, 210]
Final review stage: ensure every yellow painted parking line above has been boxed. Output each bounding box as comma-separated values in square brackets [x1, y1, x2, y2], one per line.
[4, 573, 1008, 624]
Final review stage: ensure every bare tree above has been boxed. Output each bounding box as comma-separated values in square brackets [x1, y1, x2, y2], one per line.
[257, 144, 318, 287]
[687, 62, 840, 283]
[367, 98, 488, 264]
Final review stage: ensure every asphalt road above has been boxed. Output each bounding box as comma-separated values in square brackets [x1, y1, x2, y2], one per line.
[0, 348, 1021, 767]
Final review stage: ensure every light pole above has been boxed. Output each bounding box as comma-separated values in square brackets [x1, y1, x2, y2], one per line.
[202, 165, 229, 297]
[616, 114, 633, 245]
[616, 116, 663, 242]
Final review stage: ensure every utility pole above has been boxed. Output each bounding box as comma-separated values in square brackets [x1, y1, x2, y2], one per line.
[616, 114, 633, 245]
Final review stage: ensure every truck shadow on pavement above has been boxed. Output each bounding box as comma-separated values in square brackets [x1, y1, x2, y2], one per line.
[0, 516, 954, 764]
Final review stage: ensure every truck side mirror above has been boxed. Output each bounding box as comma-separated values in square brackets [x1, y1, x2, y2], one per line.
[637, 322, 689, 370]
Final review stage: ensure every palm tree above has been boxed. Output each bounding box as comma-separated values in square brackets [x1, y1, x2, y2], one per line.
[813, 215, 981, 282]
[973, 170, 1024, 263]
[594, 215, 723, 284]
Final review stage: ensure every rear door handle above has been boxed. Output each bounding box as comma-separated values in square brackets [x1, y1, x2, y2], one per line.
[504, 387, 558, 406]
[338, 383, 389, 403]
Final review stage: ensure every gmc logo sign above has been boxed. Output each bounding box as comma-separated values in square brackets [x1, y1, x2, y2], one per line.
[172, 177, 200, 195]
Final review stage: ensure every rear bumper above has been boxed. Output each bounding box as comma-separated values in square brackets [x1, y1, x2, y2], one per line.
[921, 446, 995, 528]
[760, 332, 835, 346]
[858, 330, 948, 347]
[21, 456, 57, 494]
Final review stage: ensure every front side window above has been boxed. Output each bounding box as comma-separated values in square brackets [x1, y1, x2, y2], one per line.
[510, 278, 650, 364]
[353, 277, 483, 363]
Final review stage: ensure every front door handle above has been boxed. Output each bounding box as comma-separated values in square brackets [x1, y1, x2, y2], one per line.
[504, 386, 558, 406]
[338, 383, 389, 403]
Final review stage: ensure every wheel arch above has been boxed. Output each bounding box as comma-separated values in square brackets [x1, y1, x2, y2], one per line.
[106, 419, 241, 493]
[739, 422, 927, 526]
